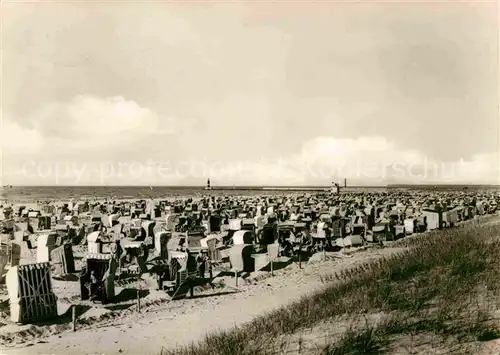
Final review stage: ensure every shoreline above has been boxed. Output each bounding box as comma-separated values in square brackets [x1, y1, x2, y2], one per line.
[3, 185, 498, 205]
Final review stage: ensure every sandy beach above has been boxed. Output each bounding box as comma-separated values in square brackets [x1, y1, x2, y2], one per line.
[1, 244, 401, 355]
[1, 188, 499, 355]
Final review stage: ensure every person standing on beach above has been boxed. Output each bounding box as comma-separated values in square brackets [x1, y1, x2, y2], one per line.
[196, 252, 207, 278]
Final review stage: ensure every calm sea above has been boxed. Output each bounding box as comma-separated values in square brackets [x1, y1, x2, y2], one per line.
[0, 185, 495, 203]
[0, 186, 333, 202]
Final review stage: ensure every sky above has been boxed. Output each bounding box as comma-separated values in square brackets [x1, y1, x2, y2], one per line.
[1, 0, 499, 186]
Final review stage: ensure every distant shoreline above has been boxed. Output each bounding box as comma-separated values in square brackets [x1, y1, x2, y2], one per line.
[1, 184, 499, 204]
[2, 184, 499, 189]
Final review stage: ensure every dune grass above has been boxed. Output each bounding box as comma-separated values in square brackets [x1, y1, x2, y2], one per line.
[162, 217, 500, 355]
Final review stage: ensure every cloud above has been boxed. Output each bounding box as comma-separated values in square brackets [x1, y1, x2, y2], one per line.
[281, 136, 499, 185]
[3, 95, 177, 157]
[3, 129, 498, 186]
[457, 152, 499, 183]
[29, 95, 174, 150]
[2, 120, 44, 155]
[123, 136, 497, 186]
[2, 95, 181, 184]
[301, 136, 394, 165]
[2, 100, 498, 186]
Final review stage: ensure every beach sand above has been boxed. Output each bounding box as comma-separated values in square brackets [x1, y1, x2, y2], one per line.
[1, 196, 499, 355]
[0, 245, 401, 355]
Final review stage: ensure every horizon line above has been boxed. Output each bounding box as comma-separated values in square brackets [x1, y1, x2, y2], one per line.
[2, 184, 500, 188]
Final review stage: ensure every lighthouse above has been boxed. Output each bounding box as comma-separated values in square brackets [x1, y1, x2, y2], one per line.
[205, 178, 212, 190]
